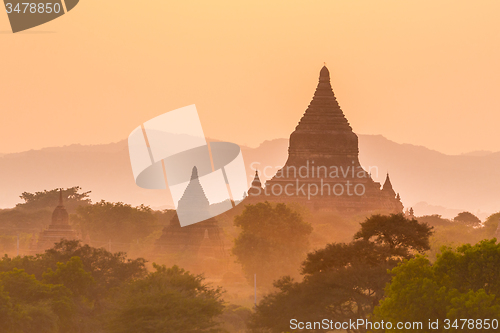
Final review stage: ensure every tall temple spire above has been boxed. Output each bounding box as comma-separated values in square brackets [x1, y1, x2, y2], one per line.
[287, 65, 359, 163]
[297, 65, 352, 130]
[319, 65, 330, 82]
[258, 65, 404, 215]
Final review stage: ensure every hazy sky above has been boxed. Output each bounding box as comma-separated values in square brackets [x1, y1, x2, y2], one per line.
[1, 0, 499, 155]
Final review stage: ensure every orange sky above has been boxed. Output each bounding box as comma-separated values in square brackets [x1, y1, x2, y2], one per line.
[1, 0, 499, 155]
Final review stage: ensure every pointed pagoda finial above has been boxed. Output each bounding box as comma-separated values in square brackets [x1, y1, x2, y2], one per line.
[51, 188, 69, 225]
[382, 173, 396, 198]
[248, 169, 263, 196]
[252, 170, 262, 186]
[319, 65, 330, 81]
[190, 166, 199, 181]
[383, 173, 393, 189]
[59, 188, 63, 206]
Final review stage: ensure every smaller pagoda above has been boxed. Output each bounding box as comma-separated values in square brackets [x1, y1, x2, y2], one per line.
[248, 170, 263, 196]
[155, 167, 226, 258]
[34, 189, 79, 252]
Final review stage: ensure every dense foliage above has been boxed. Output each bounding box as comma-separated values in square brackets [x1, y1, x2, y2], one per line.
[107, 264, 225, 333]
[0, 240, 226, 333]
[17, 187, 91, 212]
[374, 239, 500, 332]
[0, 187, 90, 236]
[249, 214, 433, 333]
[232, 202, 313, 288]
[453, 211, 482, 227]
[73, 201, 158, 245]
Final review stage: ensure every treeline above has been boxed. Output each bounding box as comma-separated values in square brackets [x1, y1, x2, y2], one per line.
[2, 188, 500, 333]
[234, 207, 500, 333]
[0, 187, 175, 255]
[0, 240, 249, 333]
[4, 208, 499, 333]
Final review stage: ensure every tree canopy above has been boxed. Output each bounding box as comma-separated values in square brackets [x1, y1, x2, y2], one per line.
[374, 239, 500, 332]
[17, 186, 91, 212]
[73, 201, 158, 245]
[0, 240, 233, 333]
[107, 264, 225, 333]
[453, 211, 482, 227]
[249, 213, 433, 333]
[0, 187, 91, 236]
[417, 214, 453, 227]
[354, 213, 433, 260]
[0, 239, 147, 304]
[232, 202, 313, 288]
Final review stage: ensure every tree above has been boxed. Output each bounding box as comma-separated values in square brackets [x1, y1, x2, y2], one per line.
[0, 286, 19, 332]
[482, 212, 500, 236]
[107, 264, 225, 333]
[417, 214, 452, 227]
[42, 256, 94, 298]
[354, 213, 433, 260]
[373, 239, 500, 332]
[73, 201, 158, 245]
[17, 186, 91, 212]
[0, 187, 90, 236]
[232, 202, 313, 288]
[453, 211, 481, 227]
[249, 214, 433, 333]
[0, 240, 149, 333]
[0, 268, 74, 333]
[0, 240, 147, 303]
[42, 240, 147, 301]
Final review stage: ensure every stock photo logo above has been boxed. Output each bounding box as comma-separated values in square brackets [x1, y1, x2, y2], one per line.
[128, 105, 248, 227]
[3, 0, 79, 33]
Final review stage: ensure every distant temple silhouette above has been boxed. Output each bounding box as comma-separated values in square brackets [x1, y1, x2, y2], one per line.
[248, 66, 403, 214]
[32, 189, 79, 253]
[155, 167, 226, 258]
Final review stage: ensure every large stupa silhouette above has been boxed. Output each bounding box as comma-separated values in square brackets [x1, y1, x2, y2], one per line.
[248, 66, 403, 214]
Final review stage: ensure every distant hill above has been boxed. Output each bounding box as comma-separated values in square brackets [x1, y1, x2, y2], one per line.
[357, 135, 500, 219]
[0, 135, 498, 219]
[461, 150, 494, 157]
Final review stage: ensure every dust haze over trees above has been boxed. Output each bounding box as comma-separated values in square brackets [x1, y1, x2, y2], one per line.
[2, 186, 500, 332]
[0, 240, 147, 332]
[107, 264, 225, 333]
[73, 201, 159, 244]
[249, 214, 433, 333]
[373, 240, 500, 332]
[0, 240, 226, 333]
[0, 187, 175, 255]
[232, 202, 313, 288]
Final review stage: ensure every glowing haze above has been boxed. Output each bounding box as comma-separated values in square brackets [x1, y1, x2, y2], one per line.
[1, 0, 499, 155]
